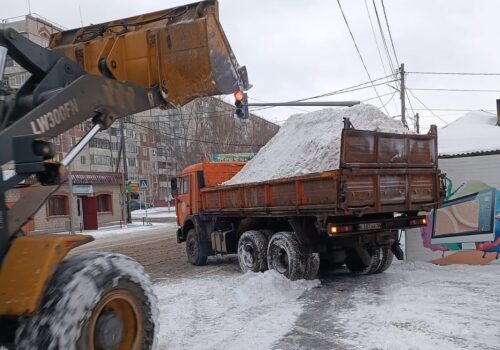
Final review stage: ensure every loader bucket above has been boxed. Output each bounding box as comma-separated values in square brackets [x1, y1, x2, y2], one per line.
[49, 0, 250, 107]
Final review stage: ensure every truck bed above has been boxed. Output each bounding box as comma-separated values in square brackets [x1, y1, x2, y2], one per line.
[201, 126, 441, 217]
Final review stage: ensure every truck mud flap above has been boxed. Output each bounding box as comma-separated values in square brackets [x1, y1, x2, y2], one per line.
[391, 243, 404, 260]
[176, 228, 184, 243]
[199, 241, 214, 257]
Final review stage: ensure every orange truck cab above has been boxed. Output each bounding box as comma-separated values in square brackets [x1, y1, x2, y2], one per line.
[173, 161, 244, 243]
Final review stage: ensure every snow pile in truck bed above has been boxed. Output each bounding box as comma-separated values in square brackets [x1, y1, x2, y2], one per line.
[225, 104, 408, 185]
[156, 270, 319, 349]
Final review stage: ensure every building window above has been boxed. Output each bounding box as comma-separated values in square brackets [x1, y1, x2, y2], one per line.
[126, 143, 137, 154]
[127, 158, 137, 167]
[80, 155, 86, 165]
[91, 155, 111, 165]
[89, 138, 110, 149]
[142, 147, 148, 156]
[48, 195, 68, 216]
[143, 161, 149, 170]
[96, 194, 112, 213]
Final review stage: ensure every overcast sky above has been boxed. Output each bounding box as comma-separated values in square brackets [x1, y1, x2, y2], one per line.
[3, 0, 500, 131]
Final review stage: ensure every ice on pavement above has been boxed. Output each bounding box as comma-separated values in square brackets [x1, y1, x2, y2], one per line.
[131, 207, 177, 219]
[155, 270, 320, 350]
[330, 262, 500, 350]
[226, 104, 408, 185]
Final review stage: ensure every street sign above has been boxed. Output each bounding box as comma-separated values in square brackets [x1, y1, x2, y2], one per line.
[139, 179, 149, 189]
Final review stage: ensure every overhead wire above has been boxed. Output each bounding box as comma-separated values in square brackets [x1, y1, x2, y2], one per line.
[336, 0, 391, 116]
[407, 89, 450, 125]
[372, 0, 395, 73]
[380, 0, 400, 67]
[407, 71, 500, 76]
[125, 120, 266, 148]
[407, 87, 500, 93]
[364, 0, 389, 77]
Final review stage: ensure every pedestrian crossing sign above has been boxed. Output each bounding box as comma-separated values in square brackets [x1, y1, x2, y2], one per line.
[139, 179, 149, 189]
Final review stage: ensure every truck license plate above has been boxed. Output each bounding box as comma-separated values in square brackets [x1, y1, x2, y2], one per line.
[358, 222, 383, 231]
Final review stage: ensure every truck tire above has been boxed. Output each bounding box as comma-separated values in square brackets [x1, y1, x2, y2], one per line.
[238, 230, 268, 273]
[373, 247, 394, 274]
[345, 248, 381, 275]
[186, 228, 208, 266]
[267, 232, 307, 281]
[303, 253, 320, 280]
[15, 252, 158, 350]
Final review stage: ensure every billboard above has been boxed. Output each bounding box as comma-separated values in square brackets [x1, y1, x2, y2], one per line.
[414, 180, 500, 264]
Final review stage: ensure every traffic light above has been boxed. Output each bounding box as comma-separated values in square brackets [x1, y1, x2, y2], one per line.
[234, 90, 249, 119]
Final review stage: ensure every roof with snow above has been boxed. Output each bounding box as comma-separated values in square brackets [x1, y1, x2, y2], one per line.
[438, 111, 500, 157]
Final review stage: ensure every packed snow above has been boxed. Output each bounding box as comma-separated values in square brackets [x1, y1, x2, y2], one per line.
[131, 207, 177, 219]
[438, 111, 500, 156]
[226, 104, 408, 185]
[275, 261, 500, 350]
[155, 270, 320, 349]
[83, 222, 173, 239]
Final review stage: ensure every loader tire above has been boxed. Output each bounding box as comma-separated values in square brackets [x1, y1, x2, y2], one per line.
[186, 228, 208, 266]
[15, 252, 158, 350]
[267, 232, 307, 281]
[238, 230, 269, 273]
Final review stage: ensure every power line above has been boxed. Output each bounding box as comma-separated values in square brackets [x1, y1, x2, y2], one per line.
[293, 74, 395, 102]
[126, 120, 265, 148]
[410, 108, 496, 112]
[336, 0, 390, 116]
[380, 0, 400, 67]
[372, 0, 396, 72]
[408, 87, 500, 93]
[406, 89, 449, 125]
[364, 0, 389, 77]
[408, 71, 500, 76]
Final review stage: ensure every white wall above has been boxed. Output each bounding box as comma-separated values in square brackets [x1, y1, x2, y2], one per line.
[439, 154, 500, 188]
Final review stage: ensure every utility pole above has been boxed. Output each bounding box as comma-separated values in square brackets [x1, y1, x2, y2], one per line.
[415, 113, 420, 134]
[120, 119, 132, 223]
[400, 63, 408, 129]
[66, 132, 76, 234]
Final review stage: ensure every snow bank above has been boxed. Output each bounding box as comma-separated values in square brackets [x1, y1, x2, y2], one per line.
[156, 270, 320, 349]
[131, 207, 177, 219]
[438, 111, 500, 156]
[226, 104, 408, 185]
[84, 222, 173, 239]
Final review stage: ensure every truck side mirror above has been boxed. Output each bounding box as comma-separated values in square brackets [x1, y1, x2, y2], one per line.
[170, 178, 178, 198]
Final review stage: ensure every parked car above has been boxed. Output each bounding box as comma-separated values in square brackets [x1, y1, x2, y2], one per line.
[130, 200, 153, 211]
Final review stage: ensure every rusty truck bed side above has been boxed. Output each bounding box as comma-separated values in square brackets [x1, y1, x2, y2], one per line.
[200, 127, 442, 217]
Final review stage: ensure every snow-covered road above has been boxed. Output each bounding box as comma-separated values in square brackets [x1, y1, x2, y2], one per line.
[154, 261, 500, 350]
[79, 227, 500, 350]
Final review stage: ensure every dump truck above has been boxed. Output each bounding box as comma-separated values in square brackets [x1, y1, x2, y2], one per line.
[175, 121, 445, 280]
[0, 1, 249, 348]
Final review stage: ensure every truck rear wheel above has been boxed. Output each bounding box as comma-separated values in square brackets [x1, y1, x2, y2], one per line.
[238, 230, 268, 273]
[345, 248, 381, 275]
[267, 232, 307, 281]
[186, 228, 208, 266]
[373, 247, 394, 274]
[15, 252, 157, 350]
[303, 253, 320, 280]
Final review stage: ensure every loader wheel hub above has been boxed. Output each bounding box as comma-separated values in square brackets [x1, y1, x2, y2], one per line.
[95, 311, 124, 349]
[88, 289, 143, 350]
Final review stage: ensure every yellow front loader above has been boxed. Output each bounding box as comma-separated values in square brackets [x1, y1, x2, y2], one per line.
[0, 1, 249, 348]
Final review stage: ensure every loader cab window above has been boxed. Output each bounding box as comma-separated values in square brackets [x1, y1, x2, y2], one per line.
[180, 175, 190, 195]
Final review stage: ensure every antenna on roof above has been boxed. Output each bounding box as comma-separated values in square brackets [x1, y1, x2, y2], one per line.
[27, 0, 32, 14]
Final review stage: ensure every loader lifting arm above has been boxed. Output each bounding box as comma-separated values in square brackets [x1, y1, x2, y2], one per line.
[0, 0, 249, 262]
